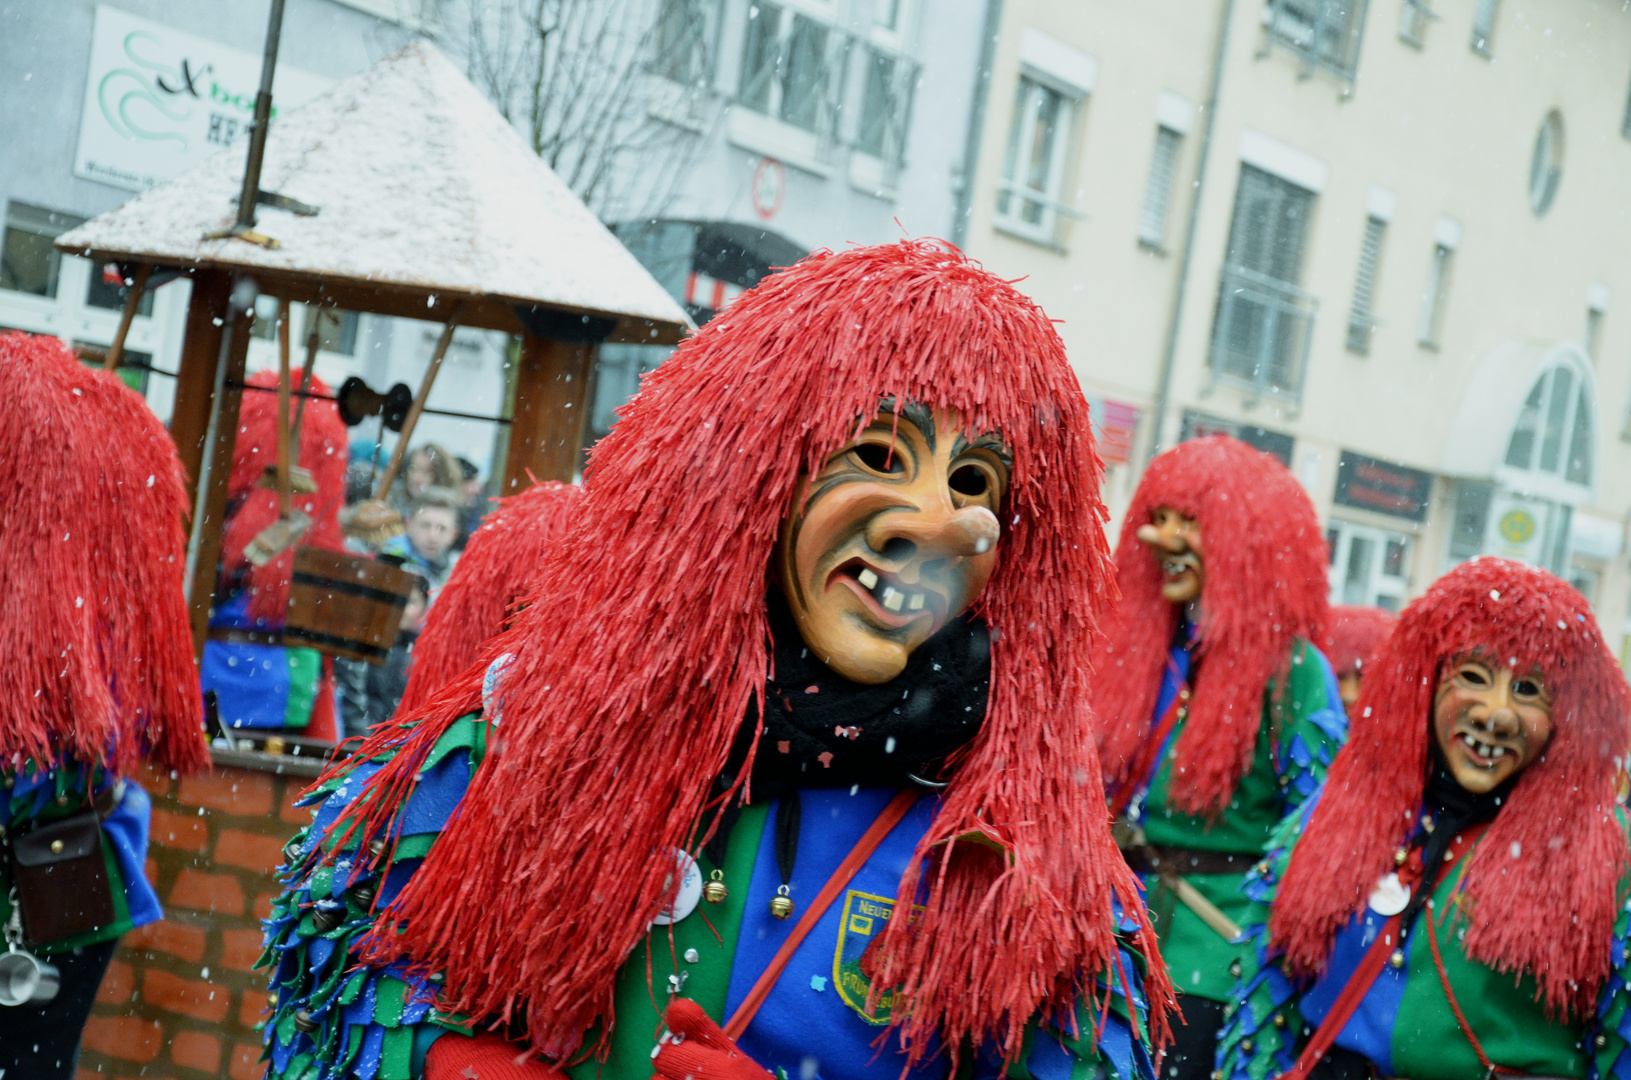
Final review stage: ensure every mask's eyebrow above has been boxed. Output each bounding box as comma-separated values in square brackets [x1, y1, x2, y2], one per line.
[953, 427, 1013, 468]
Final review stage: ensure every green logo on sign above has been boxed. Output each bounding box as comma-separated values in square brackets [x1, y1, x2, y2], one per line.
[1498, 509, 1537, 544]
[832, 890, 920, 1025]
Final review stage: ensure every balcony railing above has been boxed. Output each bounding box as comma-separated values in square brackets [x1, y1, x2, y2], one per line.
[1263, 0, 1368, 80]
[1209, 263, 1318, 401]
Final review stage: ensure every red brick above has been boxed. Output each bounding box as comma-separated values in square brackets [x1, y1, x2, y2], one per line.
[149, 807, 211, 854]
[177, 769, 273, 816]
[142, 969, 230, 1023]
[81, 1014, 163, 1063]
[125, 919, 208, 963]
[169, 869, 245, 915]
[214, 828, 290, 874]
[253, 890, 275, 920]
[136, 759, 174, 796]
[170, 1030, 221, 1073]
[222, 927, 266, 973]
[240, 987, 271, 1027]
[76, 1069, 101, 1080]
[145, 856, 160, 885]
[229, 1041, 264, 1080]
[280, 781, 311, 825]
[97, 959, 135, 1004]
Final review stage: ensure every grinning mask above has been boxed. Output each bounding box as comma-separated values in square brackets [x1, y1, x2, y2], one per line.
[773, 402, 1009, 684]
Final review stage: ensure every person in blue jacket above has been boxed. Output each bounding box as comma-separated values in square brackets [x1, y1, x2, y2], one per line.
[260, 241, 1174, 1080]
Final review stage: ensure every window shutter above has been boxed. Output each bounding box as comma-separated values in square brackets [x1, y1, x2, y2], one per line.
[1138, 126, 1182, 247]
[1472, 0, 1499, 53]
[1346, 215, 1386, 352]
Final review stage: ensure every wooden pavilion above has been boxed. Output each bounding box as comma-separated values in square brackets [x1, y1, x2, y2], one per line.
[57, 42, 691, 659]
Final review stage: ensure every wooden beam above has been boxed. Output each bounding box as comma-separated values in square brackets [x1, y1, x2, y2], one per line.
[502, 333, 595, 491]
[186, 298, 254, 662]
[170, 272, 232, 510]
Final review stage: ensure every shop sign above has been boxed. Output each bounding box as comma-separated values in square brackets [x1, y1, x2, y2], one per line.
[73, 6, 330, 192]
[1084, 394, 1140, 465]
[1333, 451, 1433, 523]
[1486, 491, 1553, 566]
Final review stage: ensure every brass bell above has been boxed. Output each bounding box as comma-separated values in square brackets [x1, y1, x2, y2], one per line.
[703, 869, 728, 905]
[1393, 847, 1408, 866]
[769, 885, 794, 920]
[1388, 949, 1405, 970]
[349, 882, 377, 910]
[1273, 1012, 1287, 1030]
[293, 1008, 319, 1033]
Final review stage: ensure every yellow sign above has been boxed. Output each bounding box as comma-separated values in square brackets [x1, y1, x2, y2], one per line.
[1498, 509, 1537, 544]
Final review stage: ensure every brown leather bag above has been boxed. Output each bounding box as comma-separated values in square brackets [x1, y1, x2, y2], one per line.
[9, 810, 117, 947]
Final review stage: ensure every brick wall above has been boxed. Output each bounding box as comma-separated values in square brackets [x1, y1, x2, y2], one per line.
[78, 752, 322, 1080]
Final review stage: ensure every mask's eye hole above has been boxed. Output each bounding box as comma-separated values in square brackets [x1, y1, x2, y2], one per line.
[1513, 677, 1545, 698]
[1457, 663, 1491, 688]
[948, 464, 989, 497]
[852, 442, 904, 474]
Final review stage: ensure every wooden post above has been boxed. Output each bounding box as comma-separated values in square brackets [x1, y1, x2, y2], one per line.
[186, 297, 255, 661]
[502, 333, 594, 491]
[170, 272, 232, 510]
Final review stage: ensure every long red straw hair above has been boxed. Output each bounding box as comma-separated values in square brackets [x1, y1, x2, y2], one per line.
[1095, 436, 1329, 816]
[1323, 604, 1397, 679]
[217, 368, 348, 623]
[395, 480, 582, 714]
[333, 241, 1173, 1065]
[1272, 558, 1631, 1017]
[0, 332, 205, 774]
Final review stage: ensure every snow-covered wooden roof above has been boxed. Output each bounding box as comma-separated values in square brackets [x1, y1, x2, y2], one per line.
[57, 42, 691, 345]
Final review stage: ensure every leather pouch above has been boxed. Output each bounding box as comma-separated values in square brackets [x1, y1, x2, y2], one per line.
[10, 810, 117, 948]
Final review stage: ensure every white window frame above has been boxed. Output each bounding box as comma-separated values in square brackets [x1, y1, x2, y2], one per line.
[1471, 0, 1500, 56]
[731, 0, 850, 174]
[993, 28, 1094, 248]
[1398, 0, 1437, 46]
[1416, 216, 1459, 349]
[1327, 519, 1413, 611]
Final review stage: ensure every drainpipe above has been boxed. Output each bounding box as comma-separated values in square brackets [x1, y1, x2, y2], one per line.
[951, 0, 1003, 249]
[235, 0, 287, 230]
[1146, 0, 1237, 462]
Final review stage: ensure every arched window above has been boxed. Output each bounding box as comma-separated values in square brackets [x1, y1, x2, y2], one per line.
[1504, 363, 1593, 486]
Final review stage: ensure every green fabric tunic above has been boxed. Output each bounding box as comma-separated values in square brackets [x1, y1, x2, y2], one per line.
[1217, 804, 1631, 1080]
[1128, 638, 1346, 1002]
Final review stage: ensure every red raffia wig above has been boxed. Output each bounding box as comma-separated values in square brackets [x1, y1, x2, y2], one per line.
[0, 332, 205, 774]
[395, 480, 582, 715]
[1272, 558, 1631, 1017]
[1096, 436, 1329, 816]
[218, 368, 348, 623]
[334, 241, 1173, 1065]
[1323, 604, 1396, 679]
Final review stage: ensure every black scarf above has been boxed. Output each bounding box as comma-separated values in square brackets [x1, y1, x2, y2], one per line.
[703, 590, 991, 878]
[1396, 749, 1514, 936]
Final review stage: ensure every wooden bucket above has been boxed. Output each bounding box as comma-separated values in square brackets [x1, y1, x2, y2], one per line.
[285, 548, 415, 665]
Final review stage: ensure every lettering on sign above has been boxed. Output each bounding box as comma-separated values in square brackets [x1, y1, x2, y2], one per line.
[1333, 451, 1433, 523]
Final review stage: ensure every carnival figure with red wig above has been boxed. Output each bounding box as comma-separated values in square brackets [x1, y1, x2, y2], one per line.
[1323, 605, 1397, 719]
[0, 333, 206, 1077]
[259, 242, 1173, 1080]
[201, 366, 348, 738]
[391, 479, 582, 718]
[1095, 436, 1345, 1077]
[1217, 558, 1631, 1079]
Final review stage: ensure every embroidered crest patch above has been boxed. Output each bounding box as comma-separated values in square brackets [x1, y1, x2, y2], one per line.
[832, 889, 921, 1025]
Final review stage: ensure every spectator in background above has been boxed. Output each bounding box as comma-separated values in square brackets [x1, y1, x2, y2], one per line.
[381, 487, 462, 600]
[454, 456, 489, 550]
[389, 442, 461, 515]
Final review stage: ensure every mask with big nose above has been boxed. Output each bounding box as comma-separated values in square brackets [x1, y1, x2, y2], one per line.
[1432, 655, 1553, 795]
[773, 403, 1010, 685]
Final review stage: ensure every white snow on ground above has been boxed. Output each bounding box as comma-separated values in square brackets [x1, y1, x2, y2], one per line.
[57, 41, 691, 333]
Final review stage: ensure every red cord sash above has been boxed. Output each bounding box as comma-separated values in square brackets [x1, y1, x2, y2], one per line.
[1110, 669, 1188, 820]
[722, 789, 921, 1040]
[1279, 826, 1485, 1080]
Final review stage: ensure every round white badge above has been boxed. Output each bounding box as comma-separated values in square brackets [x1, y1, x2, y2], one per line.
[652, 849, 703, 926]
[1367, 872, 1411, 916]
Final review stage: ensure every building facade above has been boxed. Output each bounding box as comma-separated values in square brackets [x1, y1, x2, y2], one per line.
[962, 0, 1631, 663]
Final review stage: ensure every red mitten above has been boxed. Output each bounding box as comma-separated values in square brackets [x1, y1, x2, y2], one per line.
[424, 1032, 570, 1080]
[652, 999, 776, 1080]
